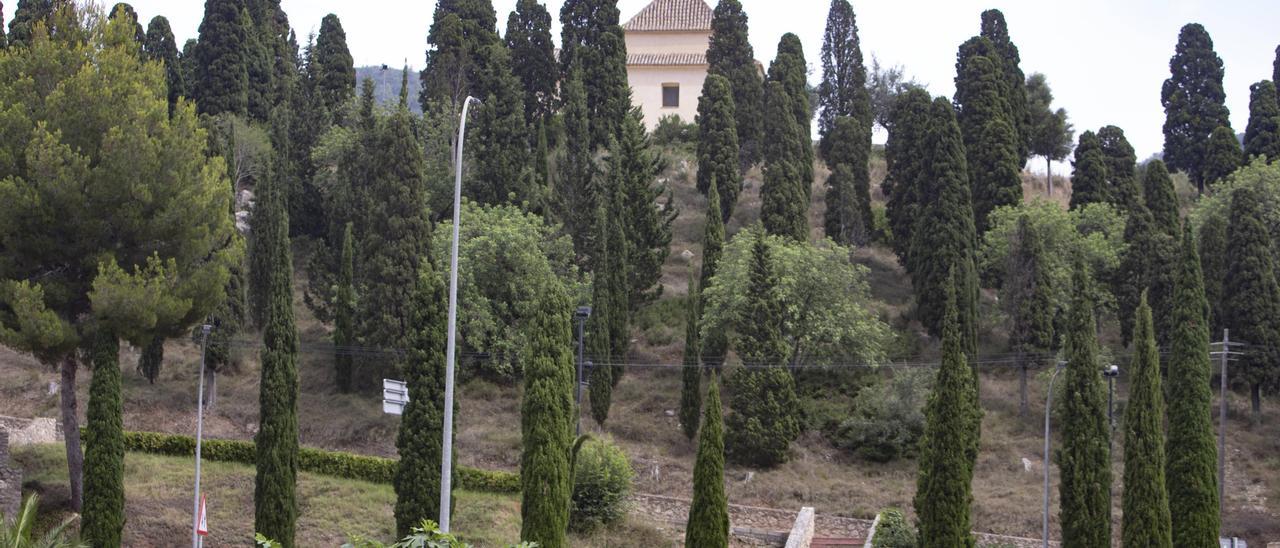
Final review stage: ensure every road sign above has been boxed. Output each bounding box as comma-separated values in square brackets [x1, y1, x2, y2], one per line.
[196, 495, 208, 536]
[383, 379, 409, 416]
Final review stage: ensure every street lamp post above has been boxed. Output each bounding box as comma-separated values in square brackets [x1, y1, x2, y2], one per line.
[440, 95, 480, 533]
[192, 324, 211, 548]
[1043, 361, 1065, 548]
[574, 307, 592, 436]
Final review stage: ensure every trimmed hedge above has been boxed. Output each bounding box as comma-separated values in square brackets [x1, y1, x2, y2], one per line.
[80, 429, 519, 494]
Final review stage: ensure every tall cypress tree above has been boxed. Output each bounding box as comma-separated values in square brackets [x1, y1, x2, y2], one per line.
[604, 157, 631, 386]
[699, 183, 728, 371]
[554, 64, 597, 261]
[1166, 226, 1221, 547]
[1143, 160, 1180, 239]
[7, 0, 58, 48]
[979, 9, 1030, 165]
[695, 74, 742, 223]
[761, 81, 808, 241]
[108, 3, 144, 48]
[883, 88, 932, 265]
[617, 108, 676, 311]
[393, 250, 450, 536]
[954, 51, 1022, 234]
[80, 332, 124, 548]
[313, 14, 356, 118]
[1057, 262, 1111, 548]
[822, 128, 869, 246]
[1005, 215, 1053, 416]
[1121, 293, 1173, 548]
[0, 1, 7, 49]
[1222, 186, 1280, 422]
[248, 165, 285, 330]
[144, 16, 185, 113]
[1098, 125, 1141, 214]
[1244, 80, 1280, 162]
[520, 284, 575, 548]
[817, 0, 871, 163]
[137, 337, 164, 384]
[707, 0, 763, 169]
[1068, 130, 1108, 210]
[254, 171, 299, 547]
[333, 223, 355, 393]
[195, 0, 251, 116]
[505, 0, 557, 130]
[684, 375, 728, 548]
[470, 42, 532, 207]
[1202, 125, 1243, 187]
[1199, 212, 1229, 334]
[559, 0, 628, 148]
[1162, 23, 1231, 193]
[586, 201, 613, 424]
[1116, 204, 1178, 347]
[421, 0, 499, 110]
[768, 33, 814, 193]
[914, 276, 978, 548]
[680, 267, 702, 442]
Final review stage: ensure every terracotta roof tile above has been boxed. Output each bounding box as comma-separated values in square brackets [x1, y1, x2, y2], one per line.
[627, 52, 708, 66]
[622, 0, 714, 32]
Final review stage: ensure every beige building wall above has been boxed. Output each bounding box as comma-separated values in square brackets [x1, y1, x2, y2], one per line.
[625, 31, 710, 55]
[628, 64, 708, 129]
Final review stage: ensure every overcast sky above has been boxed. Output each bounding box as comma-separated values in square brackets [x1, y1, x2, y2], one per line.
[6, 0, 1278, 161]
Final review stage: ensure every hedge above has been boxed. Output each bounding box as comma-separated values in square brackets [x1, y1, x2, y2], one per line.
[80, 429, 520, 494]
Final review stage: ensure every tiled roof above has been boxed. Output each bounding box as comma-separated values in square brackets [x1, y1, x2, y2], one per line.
[622, 0, 714, 32]
[627, 52, 708, 66]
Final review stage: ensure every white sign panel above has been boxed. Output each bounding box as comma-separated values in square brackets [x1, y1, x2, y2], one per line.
[383, 379, 409, 415]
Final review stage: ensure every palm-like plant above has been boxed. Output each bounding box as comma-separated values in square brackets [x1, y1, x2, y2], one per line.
[1, 494, 86, 548]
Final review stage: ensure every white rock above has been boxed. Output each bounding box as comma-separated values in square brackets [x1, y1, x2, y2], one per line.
[1022, 457, 1034, 473]
[680, 249, 695, 262]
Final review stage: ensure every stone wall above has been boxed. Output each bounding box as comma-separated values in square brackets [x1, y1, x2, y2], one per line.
[0, 431, 22, 521]
[0, 415, 60, 446]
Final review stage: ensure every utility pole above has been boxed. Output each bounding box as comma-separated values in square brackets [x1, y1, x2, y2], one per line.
[1043, 361, 1066, 548]
[1210, 329, 1246, 522]
[192, 324, 211, 548]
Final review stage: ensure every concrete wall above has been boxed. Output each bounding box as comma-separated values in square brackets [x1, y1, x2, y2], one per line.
[627, 64, 709, 130]
[625, 30, 710, 55]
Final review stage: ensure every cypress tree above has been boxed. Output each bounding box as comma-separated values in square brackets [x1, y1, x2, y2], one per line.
[506, 0, 557, 130]
[822, 159, 865, 246]
[604, 158, 631, 386]
[914, 276, 978, 548]
[1202, 125, 1243, 187]
[1069, 130, 1108, 210]
[554, 64, 597, 261]
[137, 337, 164, 384]
[393, 248, 450, 536]
[679, 266, 702, 441]
[1057, 261, 1111, 548]
[699, 182, 729, 371]
[1244, 80, 1280, 162]
[470, 42, 532, 207]
[684, 375, 728, 548]
[313, 14, 356, 118]
[534, 119, 551, 193]
[883, 88, 932, 265]
[768, 33, 814, 192]
[108, 3, 144, 48]
[707, 0, 763, 169]
[559, 0, 628, 148]
[955, 51, 1022, 234]
[254, 171, 299, 547]
[1275, 45, 1280, 95]
[248, 170, 285, 330]
[617, 108, 675, 311]
[824, 114, 873, 244]
[7, 0, 58, 48]
[724, 230, 801, 467]
[206, 261, 247, 401]
[144, 16, 185, 113]
[0, 1, 6, 49]
[195, 0, 251, 117]
[422, 0, 499, 110]
[1121, 293, 1173, 548]
[81, 332, 124, 548]
[1099, 125, 1141, 214]
[817, 0, 871, 163]
[1166, 226, 1221, 547]
[1005, 215, 1053, 416]
[1116, 205, 1178, 347]
[979, 9, 1030, 165]
[1162, 23, 1231, 193]
[1143, 160, 1180, 239]
[586, 218, 613, 424]
[1222, 186, 1280, 422]
[334, 223, 355, 393]
[520, 285, 575, 548]
[1199, 212, 1229, 334]
[761, 81, 809, 241]
[695, 74, 742, 223]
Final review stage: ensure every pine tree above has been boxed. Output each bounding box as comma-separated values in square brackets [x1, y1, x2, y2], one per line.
[421, 0, 499, 110]
[679, 267, 703, 441]
[695, 74, 742, 223]
[520, 285, 575, 548]
[761, 81, 808, 241]
[559, 0, 628, 149]
[684, 375, 728, 548]
[334, 223, 356, 393]
[699, 182, 729, 371]
[1162, 23, 1231, 193]
[470, 43, 532, 207]
[1199, 212, 1229, 334]
[954, 51, 1022, 234]
[195, 0, 251, 116]
[1005, 215, 1053, 416]
[1099, 125, 1141, 214]
[617, 108, 675, 311]
[768, 33, 814, 193]
[554, 64, 598, 261]
[707, 0, 763, 169]
[254, 170, 299, 547]
[393, 248, 450, 536]
[1222, 186, 1280, 422]
[1143, 160, 1180, 239]
[883, 88, 932, 265]
[1202, 125, 1243, 188]
[914, 276, 978, 548]
[1244, 80, 1280, 162]
[81, 332, 124, 548]
[143, 16, 185, 113]
[137, 337, 164, 384]
[313, 14, 356, 118]
[1069, 130, 1108, 210]
[505, 0, 557, 129]
[816, 0, 871, 163]
[1025, 73, 1074, 193]
[1166, 226, 1221, 548]
[724, 230, 801, 467]
[1122, 293, 1173, 548]
[980, 9, 1030, 165]
[1057, 262, 1112, 547]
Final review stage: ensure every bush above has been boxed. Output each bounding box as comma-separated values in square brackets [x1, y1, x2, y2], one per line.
[652, 115, 698, 149]
[569, 437, 634, 533]
[828, 368, 932, 463]
[871, 508, 916, 548]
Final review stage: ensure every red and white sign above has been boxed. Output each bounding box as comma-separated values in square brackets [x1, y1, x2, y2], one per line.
[197, 495, 209, 536]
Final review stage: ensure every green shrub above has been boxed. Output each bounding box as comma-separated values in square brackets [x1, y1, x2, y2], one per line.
[871, 508, 916, 548]
[829, 368, 932, 462]
[569, 438, 634, 533]
[652, 115, 697, 149]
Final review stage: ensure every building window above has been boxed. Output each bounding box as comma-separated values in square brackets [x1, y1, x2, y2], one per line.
[662, 84, 679, 108]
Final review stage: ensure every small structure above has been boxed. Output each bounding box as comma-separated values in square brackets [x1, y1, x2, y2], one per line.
[0, 431, 22, 521]
[622, 0, 715, 130]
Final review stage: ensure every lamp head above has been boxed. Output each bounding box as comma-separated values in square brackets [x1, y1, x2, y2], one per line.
[1103, 364, 1120, 378]
[575, 306, 593, 319]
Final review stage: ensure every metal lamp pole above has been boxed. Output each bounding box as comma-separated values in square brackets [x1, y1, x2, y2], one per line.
[440, 96, 480, 533]
[1042, 361, 1065, 548]
[192, 324, 211, 548]
[574, 307, 592, 436]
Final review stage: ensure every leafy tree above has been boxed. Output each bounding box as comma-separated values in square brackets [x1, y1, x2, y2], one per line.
[1222, 186, 1280, 422]
[554, 65, 597, 261]
[421, 0, 499, 110]
[1025, 73, 1073, 193]
[684, 375, 728, 547]
[1057, 262, 1112, 547]
[1099, 125, 1141, 214]
[817, 0, 871, 163]
[679, 267, 702, 441]
[616, 109, 675, 311]
[955, 51, 1022, 234]
[559, 0, 627, 149]
[505, 0, 557, 129]
[81, 332, 123, 547]
[313, 14, 356, 118]
[195, 0, 251, 116]
[1166, 226, 1221, 547]
[1143, 160, 1180, 239]
[761, 82, 808, 241]
[469, 43, 532, 207]
[883, 88, 932, 265]
[699, 183, 729, 371]
[724, 230, 801, 467]
[143, 16, 184, 113]
[519, 284, 575, 548]
[1202, 125, 1243, 187]
[867, 55, 923, 132]
[1244, 80, 1280, 162]
[1162, 23, 1231, 193]
[768, 33, 814, 191]
[1068, 130, 1108, 210]
[913, 277, 978, 548]
[707, 0, 763, 169]
[333, 223, 356, 393]
[980, 9, 1029, 165]
[695, 74, 741, 222]
[1004, 215, 1054, 416]
[393, 253, 450, 537]
[1121, 293, 1172, 548]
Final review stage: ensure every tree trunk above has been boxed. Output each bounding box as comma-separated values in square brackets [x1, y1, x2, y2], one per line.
[1019, 363, 1029, 417]
[1046, 157, 1053, 196]
[60, 355, 83, 512]
[1251, 383, 1262, 426]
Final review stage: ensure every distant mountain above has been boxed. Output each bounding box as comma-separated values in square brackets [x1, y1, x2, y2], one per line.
[354, 66, 423, 114]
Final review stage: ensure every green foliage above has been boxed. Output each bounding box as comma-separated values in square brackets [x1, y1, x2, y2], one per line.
[1098, 125, 1141, 213]
[830, 368, 931, 462]
[195, 0, 250, 116]
[698, 183, 729, 370]
[679, 269, 703, 441]
[652, 115, 698, 149]
[7, 0, 61, 48]
[883, 88, 932, 265]
[1162, 23, 1231, 191]
[558, 0, 627, 149]
[1221, 185, 1280, 418]
[1115, 205, 1178, 347]
[136, 336, 164, 384]
[341, 519, 537, 548]
[143, 16, 185, 113]
[519, 284, 575, 548]
[980, 9, 1030, 164]
[1025, 73, 1074, 173]
[505, 0, 557, 130]
[616, 109, 676, 311]
[817, 0, 871, 163]
[707, 0, 762, 169]
[1004, 216, 1055, 355]
[553, 65, 597, 260]
[1166, 226, 1221, 547]
[823, 116, 873, 245]
[569, 437, 633, 533]
[1198, 212, 1229, 333]
[760, 81, 809, 241]
[1121, 294, 1172, 547]
[1203, 125, 1243, 188]
[81, 333, 123, 548]
[684, 376, 728, 548]
[0, 494, 86, 548]
[870, 509, 916, 548]
[313, 14, 356, 118]
[421, 0, 498, 110]
[334, 223, 356, 392]
[587, 184, 626, 425]
[1069, 130, 1108, 210]
[695, 74, 741, 222]
[955, 51, 1023, 234]
[1143, 160, 1180, 238]
[1245, 80, 1280, 163]
[469, 43, 533, 207]
[768, 33, 814, 189]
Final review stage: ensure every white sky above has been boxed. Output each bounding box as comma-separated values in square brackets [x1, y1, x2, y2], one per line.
[6, 0, 1279, 160]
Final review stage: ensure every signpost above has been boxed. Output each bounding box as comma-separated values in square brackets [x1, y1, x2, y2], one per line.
[383, 379, 409, 416]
